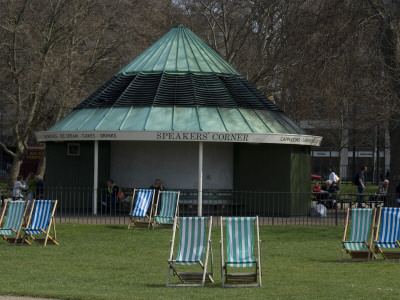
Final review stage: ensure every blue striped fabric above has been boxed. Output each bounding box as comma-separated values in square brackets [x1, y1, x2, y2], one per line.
[0, 200, 26, 236]
[376, 207, 400, 248]
[343, 209, 372, 251]
[24, 200, 53, 235]
[131, 189, 153, 217]
[173, 217, 207, 265]
[226, 217, 256, 267]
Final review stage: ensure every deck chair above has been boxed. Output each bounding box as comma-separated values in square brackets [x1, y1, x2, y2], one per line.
[167, 217, 214, 287]
[22, 200, 58, 246]
[220, 216, 262, 287]
[373, 207, 400, 259]
[340, 208, 377, 260]
[0, 199, 29, 244]
[128, 189, 155, 229]
[154, 191, 180, 227]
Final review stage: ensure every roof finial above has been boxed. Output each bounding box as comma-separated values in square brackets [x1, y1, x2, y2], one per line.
[176, 24, 185, 28]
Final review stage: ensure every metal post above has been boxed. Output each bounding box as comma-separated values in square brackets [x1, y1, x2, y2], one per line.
[93, 140, 99, 215]
[198, 141, 203, 217]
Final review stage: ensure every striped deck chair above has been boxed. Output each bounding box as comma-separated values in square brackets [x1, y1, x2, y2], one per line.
[128, 189, 155, 229]
[373, 207, 400, 259]
[154, 191, 180, 227]
[167, 217, 214, 287]
[22, 200, 58, 246]
[0, 199, 29, 244]
[220, 216, 261, 287]
[341, 208, 377, 260]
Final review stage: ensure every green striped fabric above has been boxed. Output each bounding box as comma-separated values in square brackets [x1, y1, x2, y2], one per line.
[343, 208, 372, 251]
[173, 217, 207, 265]
[0, 200, 26, 236]
[155, 191, 178, 224]
[156, 216, 173, 224]
[226, 217, 256, 267]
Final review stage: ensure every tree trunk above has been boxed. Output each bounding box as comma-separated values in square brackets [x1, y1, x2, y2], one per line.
[36, 150, 46, 178]
[389, 123, 400, 196]
[8, 155, 23, 188]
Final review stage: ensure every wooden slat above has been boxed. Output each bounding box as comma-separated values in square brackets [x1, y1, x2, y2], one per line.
[226, 272, 257, 283]
[382, 252, 400, 259]
[178, 272, 213, 282]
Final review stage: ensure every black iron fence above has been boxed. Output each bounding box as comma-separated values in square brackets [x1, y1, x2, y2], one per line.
[0, 187, 398, 226]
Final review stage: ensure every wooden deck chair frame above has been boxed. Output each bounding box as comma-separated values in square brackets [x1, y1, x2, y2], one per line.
[373, 207, 400, 259]
[153, 191, 180, 227]
[340, 208, 377, 261]
[22, 200, 58, 246]
[0, 199, 29, 245]
[166, 217, 214, 287]
[128, 189, 155, 229]
[220, 216, 262, 288]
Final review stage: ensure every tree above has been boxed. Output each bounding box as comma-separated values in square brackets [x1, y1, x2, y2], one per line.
[0, 0, 142, 187]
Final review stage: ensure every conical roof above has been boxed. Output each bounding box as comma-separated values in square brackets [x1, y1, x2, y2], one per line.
[118, 26, 240, 75]
[36, 26, 322, 147]
[75, 27, 280, 111]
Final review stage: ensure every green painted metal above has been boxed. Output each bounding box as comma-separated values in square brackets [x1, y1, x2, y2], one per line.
[45, 141, 110, 210]
[118, 27, 240, 76]
[49, 106, 303, 134]
[233, 144, 311, 216]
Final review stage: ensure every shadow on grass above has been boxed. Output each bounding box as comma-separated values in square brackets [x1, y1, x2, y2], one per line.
[145, 283, 166, 288]
[104, 225, 126, 230]
[144, 283, 222, 289]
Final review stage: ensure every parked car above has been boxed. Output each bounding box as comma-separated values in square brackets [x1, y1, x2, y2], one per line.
[311, 175, 322, 181]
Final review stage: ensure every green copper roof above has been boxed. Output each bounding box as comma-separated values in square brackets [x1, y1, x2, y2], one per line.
[38, 26, 322, 146]
[49, 106, 305, 135]
[118, 27, 240, 76]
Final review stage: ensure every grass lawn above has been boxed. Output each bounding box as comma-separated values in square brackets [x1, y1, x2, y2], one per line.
[1, 224, 399, 299]
[312, 182, 378, 194]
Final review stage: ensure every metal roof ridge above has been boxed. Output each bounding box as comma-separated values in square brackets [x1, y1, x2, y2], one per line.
[151, 29, 177, 72]
[76, 108, 99, 131]
[237, 108, 255, 133]
[118, 27, 240, 76]
[143, 106, 153, 130]
[216, 107, 228, 132]
[93, 107, 113, 130]
[119, 35, 166, 75]
[118, 106, 133, 130]
[186, 29, 238, 75]
[186, 30, 219, 74]
[253, 109, 273, 133]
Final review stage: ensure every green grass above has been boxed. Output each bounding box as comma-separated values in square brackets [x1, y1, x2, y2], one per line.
[1, 224, 400, 299]
[312, 182, 378, 194]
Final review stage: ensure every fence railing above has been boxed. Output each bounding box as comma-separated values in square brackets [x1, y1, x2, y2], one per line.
[0, 187, 398, 226]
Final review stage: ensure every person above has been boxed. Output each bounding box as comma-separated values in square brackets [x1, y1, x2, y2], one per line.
[149, 178, 166, 201]
[12, 176, 26, 200]
[376, 179, 389, 206]
[377, 179, 389, 195]
[357, 166, 367, 208]
[328, 167, 338, 183]
[322, 180, 339, 208]
[312, 181, 322, 200]
[26, 172, 36, 201]
[386, 169, 390, 180]
[313, 181, 322, 193]
[35, 175, 44, 200]
[102, 180, 120, 214]
[396, 182, 400, 206]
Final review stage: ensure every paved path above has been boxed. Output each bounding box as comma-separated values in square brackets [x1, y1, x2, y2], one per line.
[0, 296, 58, 300]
